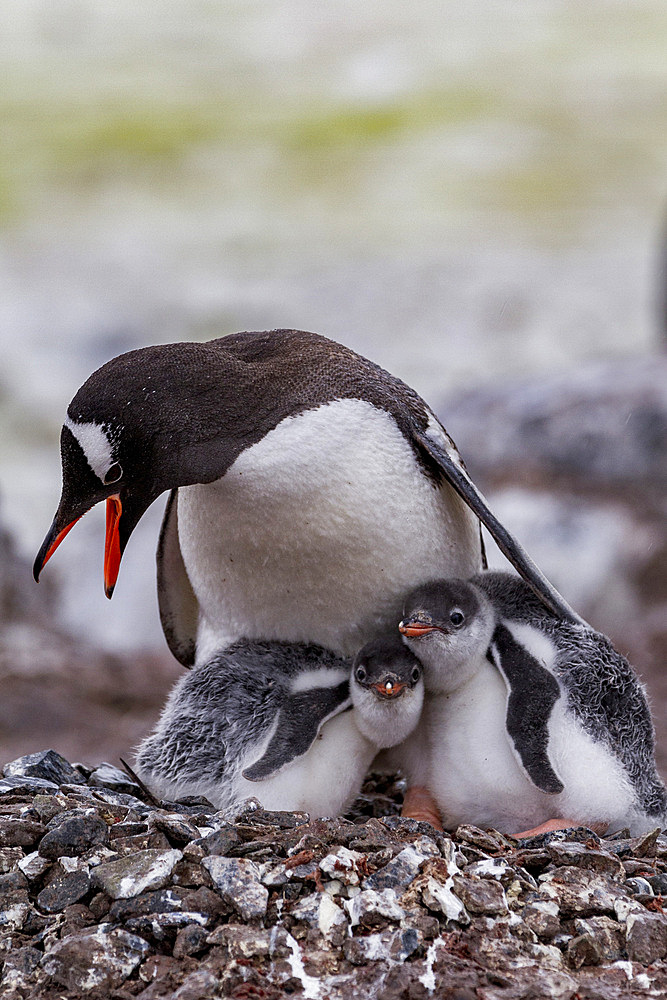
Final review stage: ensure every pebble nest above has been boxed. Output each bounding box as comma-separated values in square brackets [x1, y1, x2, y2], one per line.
[1, 751, 667, 999]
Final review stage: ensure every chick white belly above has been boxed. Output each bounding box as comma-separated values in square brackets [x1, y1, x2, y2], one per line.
[426, 663, 549, 833]
[235, 712, 375, 817]
[177, 399, 481, 661]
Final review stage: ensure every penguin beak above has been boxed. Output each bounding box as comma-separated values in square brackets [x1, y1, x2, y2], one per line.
[33, 514, 85, 582]
[372, 677, 406, 699]
[34, 487, 152, 599]
[399, 619, 438, 638]
[104, 494, 122, 599]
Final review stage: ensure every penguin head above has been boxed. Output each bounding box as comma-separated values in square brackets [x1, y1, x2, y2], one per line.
[350, 638, 424, 748]
[399, 579, 495, 692]
[32, 340, 258, 597]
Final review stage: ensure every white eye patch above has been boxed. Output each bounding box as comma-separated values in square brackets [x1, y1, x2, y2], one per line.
[64, 416, 115, 483]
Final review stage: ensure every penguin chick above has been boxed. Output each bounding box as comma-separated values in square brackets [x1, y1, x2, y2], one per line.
[399, 573, 666, 837]
[134, 637, 423, 818]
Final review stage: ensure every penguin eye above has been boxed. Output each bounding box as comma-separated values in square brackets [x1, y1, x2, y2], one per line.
[355, 665, 367, 683]
[449, 609, 465, 627]
[410, 666, 420, 684]
[104, 463, 123, 485]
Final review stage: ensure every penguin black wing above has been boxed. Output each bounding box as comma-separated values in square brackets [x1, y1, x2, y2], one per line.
[488, 623, 564, 795]
[242, 679, 351, 781]
[157, 490, 198, 667]
[411, 423, 585, 626]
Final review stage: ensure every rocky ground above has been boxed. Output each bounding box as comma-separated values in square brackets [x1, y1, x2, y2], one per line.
[0, 750, 666, 999]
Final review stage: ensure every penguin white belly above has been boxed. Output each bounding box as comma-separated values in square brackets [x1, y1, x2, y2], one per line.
[177, 399, 481, 660]
[426, 662, 550, 833]
[234, 712, 375, 817]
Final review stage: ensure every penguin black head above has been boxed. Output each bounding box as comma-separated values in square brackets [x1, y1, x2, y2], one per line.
[32, 339, 259, 597]
[352, 637, 423, 700]
[399, 579, 496, 691]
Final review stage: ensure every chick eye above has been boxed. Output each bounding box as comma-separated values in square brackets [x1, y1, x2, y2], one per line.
[411, 666, 420, 684]
[104, 463, 123, 485]
[355, 665, 367, 683]
[450, 609, 465, 627]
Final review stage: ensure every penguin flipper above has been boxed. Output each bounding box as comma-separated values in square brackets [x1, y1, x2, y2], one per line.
[242, 681, 351, 781]
[157, 489, 198, 668]
[412, 426, 585, 625]
[489, 623, 564, 795]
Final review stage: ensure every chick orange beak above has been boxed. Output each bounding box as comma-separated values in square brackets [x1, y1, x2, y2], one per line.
[398, 621, 437, 637]
[104, 494, 122, 599]
[373, 680, 406, 698]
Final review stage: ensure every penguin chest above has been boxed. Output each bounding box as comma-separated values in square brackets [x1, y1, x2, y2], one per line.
[234, 712, 375, 817]
[177, 399, 481, 658]
[425, 663, 547, 831]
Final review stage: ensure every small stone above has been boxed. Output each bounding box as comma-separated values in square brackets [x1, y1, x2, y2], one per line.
[0, 776, 59, 800]
[150, 812, 201, 846]
[572, 915, 624, 963]
[290, 891, 348, 945]
[452, 875, 507, 915]
[125, 910, 210, 941]
[422, 875, 470, 925]
[455, 825, 510, 853]
[625, 876, 653, 896]
[613, 896, 646, 923]
[363, 845, 426, 893]
[567, 933, 603, 968]
[88, 763, 142, 795]
[201, 856, 268, 920]
[0, 945, 43, 993]
[319, 847, 364, 885]
[0, 847, 24, 874]
[539, 866, 625, 917]
[522, 901, 560, 939]
[464, 857, 511, 881]
[172, 922, 209, 958]
[648, 873, 667, 895]
[37, 869, 91, 913]
[547, 841, 624, 876]
[3, 750, 85, 786]
[207, 922, 290, 958]
[91, 849, 183, 900]
[40, 922, 151, 992]
[172, 968, 220, 1000]
[193, 825, 242, 856]
[0, 816, 46, 849]
[345, 888, 405, 928]
[38, 813, 108, 859]
[625, 911, 667, 964]
[32, 793, 69, 824]
[344, 927, 421, 966]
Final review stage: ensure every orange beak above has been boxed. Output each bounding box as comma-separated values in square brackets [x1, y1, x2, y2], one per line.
[373, 680, 406, 698]
[104, 494, 122, 599]
[37, 518, 81, 575]
[398, 621, 437, 637]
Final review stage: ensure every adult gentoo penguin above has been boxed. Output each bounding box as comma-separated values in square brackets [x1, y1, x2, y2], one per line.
[134, 637, 424, 815]
[33, 329, 579, 666]
[398, 572, 666, 837]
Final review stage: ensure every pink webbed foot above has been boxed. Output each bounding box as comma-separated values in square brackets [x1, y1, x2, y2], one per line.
[513, 817, 609, 838]
[402, 785, 444, 831]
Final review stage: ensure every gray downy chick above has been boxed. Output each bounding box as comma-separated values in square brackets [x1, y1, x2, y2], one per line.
[398, 572, 666, 836]
[135, 636, 423, 817]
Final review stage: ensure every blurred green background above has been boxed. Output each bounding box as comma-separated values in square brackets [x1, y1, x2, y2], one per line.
[0, 1, 665, 764]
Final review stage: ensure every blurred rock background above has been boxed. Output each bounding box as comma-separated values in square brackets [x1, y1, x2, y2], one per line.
[0, 3, 665, 773]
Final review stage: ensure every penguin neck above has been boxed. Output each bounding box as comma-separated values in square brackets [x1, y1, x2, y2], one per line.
[176, 398, 483, 660]
[351, 684, 424, 748]
[412, 610, 496, 695]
